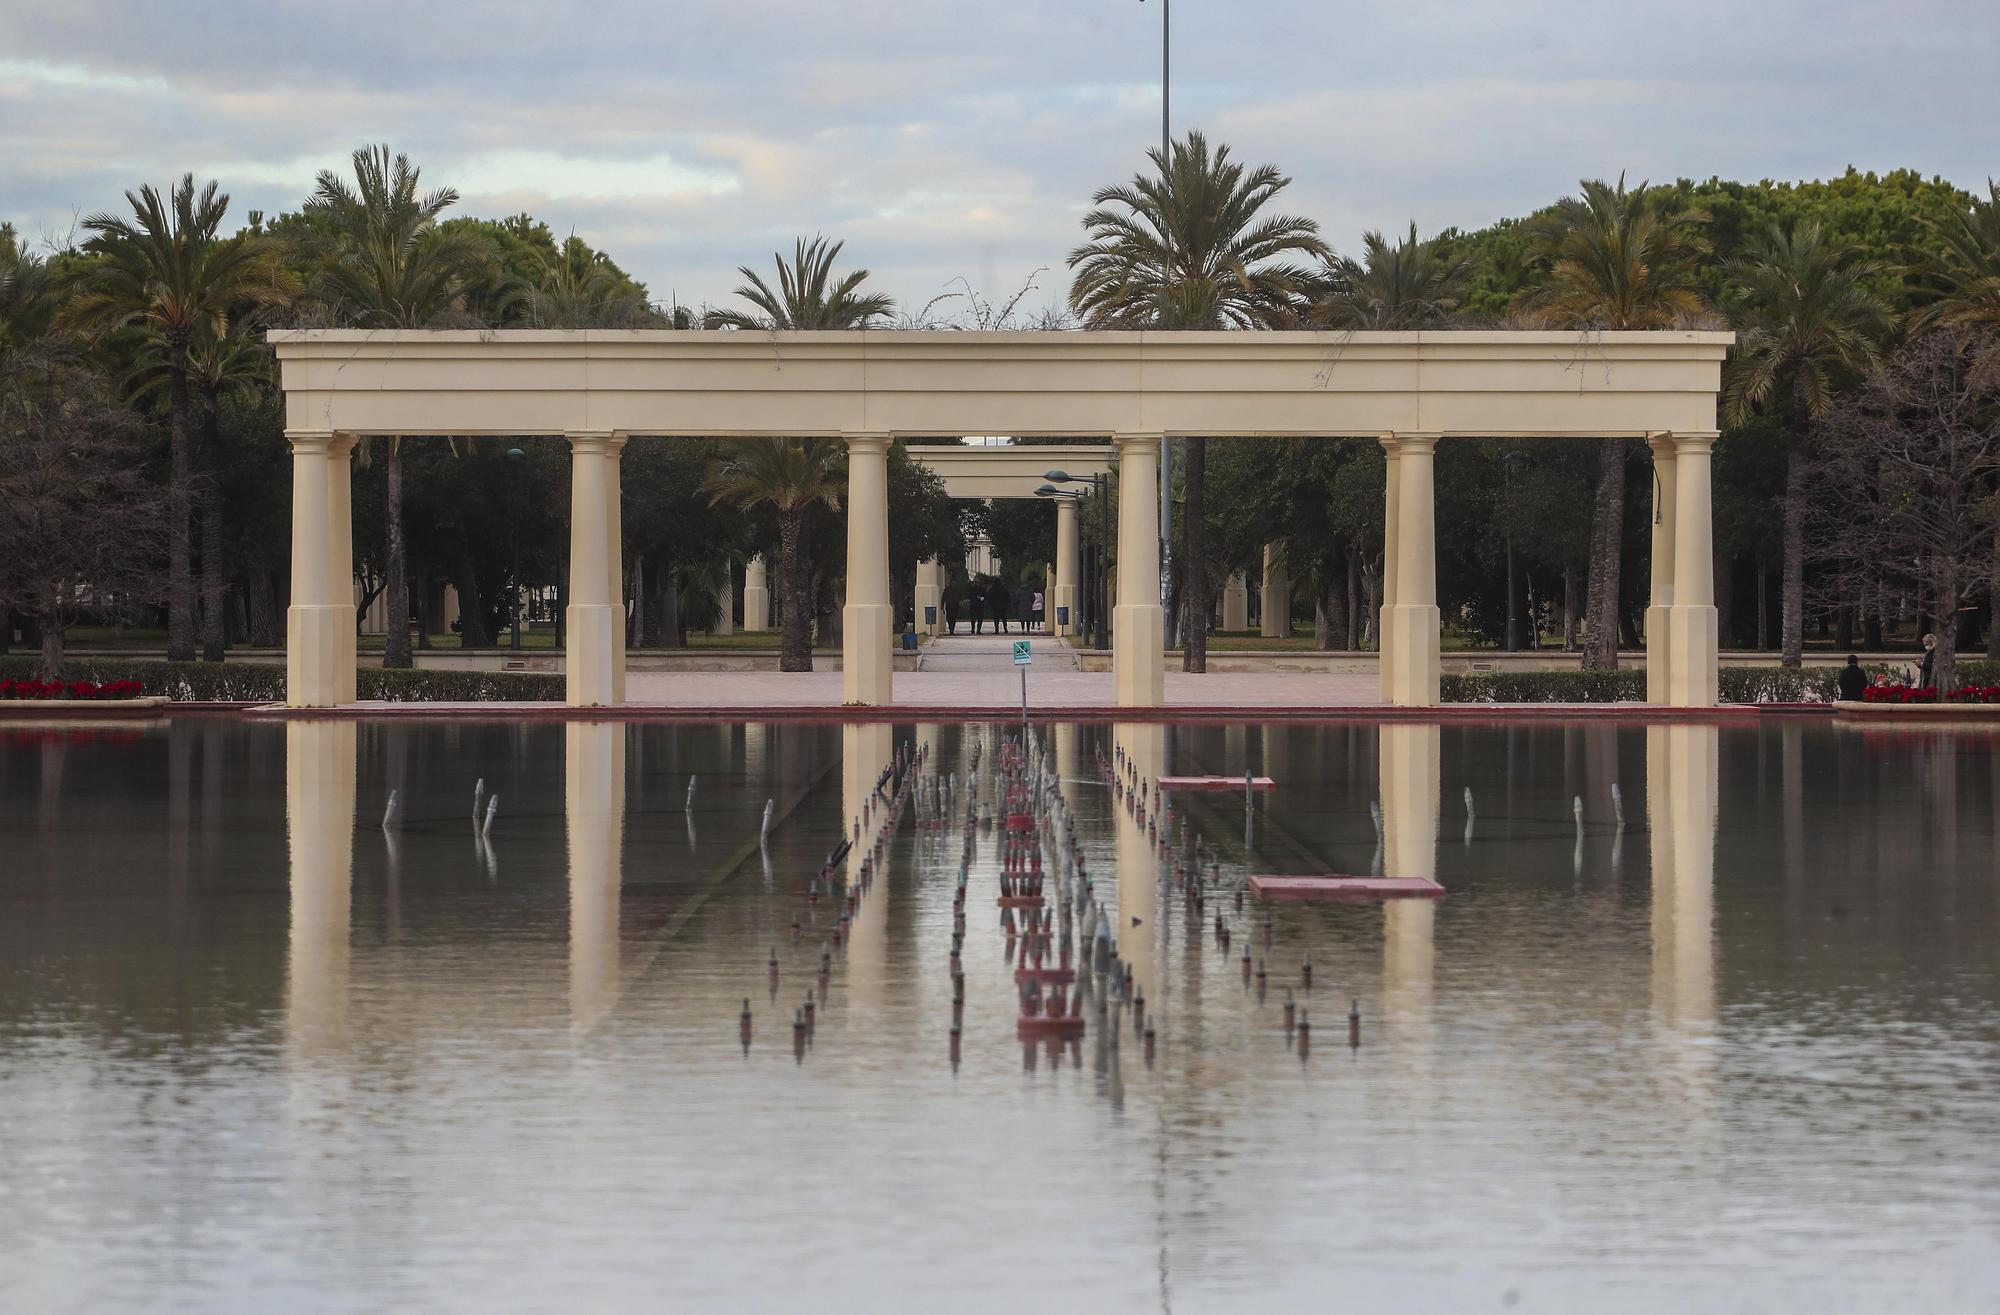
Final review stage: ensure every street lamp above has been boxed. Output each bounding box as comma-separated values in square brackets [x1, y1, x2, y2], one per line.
[506, 447, 527, 651]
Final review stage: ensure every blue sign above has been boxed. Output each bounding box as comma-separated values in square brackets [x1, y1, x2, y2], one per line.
[1012, 640, 1032, 666]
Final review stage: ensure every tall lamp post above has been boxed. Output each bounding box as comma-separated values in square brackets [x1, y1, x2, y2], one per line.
[1140, 0, 1172, 621]
[506, 446, 526, 651]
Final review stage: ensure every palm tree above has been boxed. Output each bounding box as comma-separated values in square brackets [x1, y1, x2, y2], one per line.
[1518, 175, 1710, 670]
[1724, 221, 1893, 668]
[66, 176, 291, 662]
[1068, 130, 1325, 672]
[1912, 179, 2000, 336]
[703, 439, 845, 671]
[702, 237, 890, 671]
[707, 236, 893, 331]
[1310, 222, 1470, 329]
[308, 145, 498, 669]
[1, 223, 53, 361]
[133, 316, 274, 661]
[526, 236, 657, 328]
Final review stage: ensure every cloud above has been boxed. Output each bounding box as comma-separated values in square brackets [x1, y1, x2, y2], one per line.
[2, 0, 1995, 309]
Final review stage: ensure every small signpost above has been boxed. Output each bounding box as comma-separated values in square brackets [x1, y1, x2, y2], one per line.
[1013, 640, 1031, 723]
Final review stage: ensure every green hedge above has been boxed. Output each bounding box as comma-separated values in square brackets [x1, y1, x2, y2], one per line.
[1442, 660, 2000, 704]
[0, 657, 565, 703]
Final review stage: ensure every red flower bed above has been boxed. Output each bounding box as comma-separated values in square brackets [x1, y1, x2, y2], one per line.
[0, 678, 146, 701]
[1862, 683, 2000, 705]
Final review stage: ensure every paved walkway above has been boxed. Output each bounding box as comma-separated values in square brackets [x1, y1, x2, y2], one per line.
[625, 633, 1384, 710]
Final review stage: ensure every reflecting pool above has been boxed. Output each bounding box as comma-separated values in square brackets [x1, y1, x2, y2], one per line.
[2, 716, 1997, 1313]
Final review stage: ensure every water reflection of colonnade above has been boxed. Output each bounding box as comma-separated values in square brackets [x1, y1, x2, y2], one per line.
[283, 718, 1720, 1068]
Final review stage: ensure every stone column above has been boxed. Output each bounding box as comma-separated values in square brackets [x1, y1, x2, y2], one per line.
[1666, 432, 1720, 707]
[1259, 542, 1291, 639]
[1645, 434, 1679, 705]
[1379, 438, 1402, 702]
[566, 432, 627, 707]
[1383, 433, 1442, 707]
[842, 433, 893, 706]
[743, 555, 770, 632]
[914, 557, 943, 636]
[1113, 434, 1166, 707]
[1053, 496, 1080, 637]
[286, 431, 358, 708]
[604, 437, 627, 703]
[1221, 571, 1249, 632]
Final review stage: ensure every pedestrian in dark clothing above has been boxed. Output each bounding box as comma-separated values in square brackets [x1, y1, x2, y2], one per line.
[969, 590, 986, 635]
[989, 580, 1012, 634]
[1918, 633, 1937, 689]
[1837, 653, 1867, 702]
[942, 582, 961, 635]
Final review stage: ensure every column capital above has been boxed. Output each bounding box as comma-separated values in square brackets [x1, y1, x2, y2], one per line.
[1112, 431, 1165, 450]
[1645, 430, 1678, 457]
[286, 430, 336, 454]
[842, 432, 892, 454]
[1381, 431, 1441, 455]
[1670, 430, 1720, 455]
[566, 431, 627, 455]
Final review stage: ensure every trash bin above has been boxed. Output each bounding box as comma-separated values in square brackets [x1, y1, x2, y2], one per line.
[1056, 605, 1070, 627]
[924, 605, 938, 627]
[902, 631, 919, 651]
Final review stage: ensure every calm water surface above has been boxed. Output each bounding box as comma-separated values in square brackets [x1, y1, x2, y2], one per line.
[1, 716, 1997, 1314]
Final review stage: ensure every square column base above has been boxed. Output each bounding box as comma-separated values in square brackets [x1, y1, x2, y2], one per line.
[287, 604, 357, 707]
[1052, 584, 1079, 637]
[1666, 605, 1718, 707]
[742, 586, 769, 632]
[842, 603, 894, 705]
[1645, 605, 1674, 705]
[1113, 604, 1165, 707]
[567, 604, 626, 707]
[914, 584, 941, 637]
[1383, 604, 1440, 707]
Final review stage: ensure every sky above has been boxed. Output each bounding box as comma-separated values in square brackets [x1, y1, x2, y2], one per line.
[3, 0, 1996, 317]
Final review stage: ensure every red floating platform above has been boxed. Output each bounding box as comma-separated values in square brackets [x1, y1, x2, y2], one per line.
[1158, 775, 1277, 791]
[1013, 966, 1076, 986]
[996, 895, 1045, 909]
[1016, 1014, 1087, 1038]
[1248, 874, 1445, 901]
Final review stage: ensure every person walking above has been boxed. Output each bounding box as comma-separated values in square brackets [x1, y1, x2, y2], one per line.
[1032, 588, 1045, 633]
[1918, 633, 1937, 689]
[1837, 653, 1868, 702]
[969, 586, 986, 635]
[988, 579, 1012, 635]
[942, 581, 961, 635]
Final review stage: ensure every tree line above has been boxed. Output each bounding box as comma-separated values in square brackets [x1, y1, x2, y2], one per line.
[2, 137, 1996, 684]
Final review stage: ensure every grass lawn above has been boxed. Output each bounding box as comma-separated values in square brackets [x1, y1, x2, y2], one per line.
[63, 624, 785, 652]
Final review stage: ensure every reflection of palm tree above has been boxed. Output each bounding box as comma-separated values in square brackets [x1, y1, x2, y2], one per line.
[68, 177, 292, 662]
[1068, 131, 1324, 672]
[1912, 179, 2000, 336]
[309, 145, 499, 668]
[1519, 175, 1710, 670]
[703, 439, 845, 672]
[133, 317, 274, 661]
[703, 237, 888, 673]
[1724, 221, 1892, 668]
[1310, 223, 1469, 329]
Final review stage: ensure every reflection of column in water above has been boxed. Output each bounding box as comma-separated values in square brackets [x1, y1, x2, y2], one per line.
[843, 723, 895, 1012]
[287, 721, 356, 1055]
[567, 722, 627, 1034]
[1113, 722, 1164, 1011]
[1651, 725, 1717, 1029]
[1378, 724, 1439, 1038]
[1054, 722, 1081, 794]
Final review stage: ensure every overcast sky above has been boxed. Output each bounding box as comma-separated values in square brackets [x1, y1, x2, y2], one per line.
[3, 0, 1995, 316]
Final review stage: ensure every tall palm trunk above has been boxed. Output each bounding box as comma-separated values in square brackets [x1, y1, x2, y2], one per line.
[1780, 431, 1808, 668]
[1182, 436, 1208, 673]
[1581, 440, 1627, 669]
[383, 437, 412, 668]
[199, 387, 226, 662]
[776, 508, 812, 672]
[165, 346, 196, 662]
